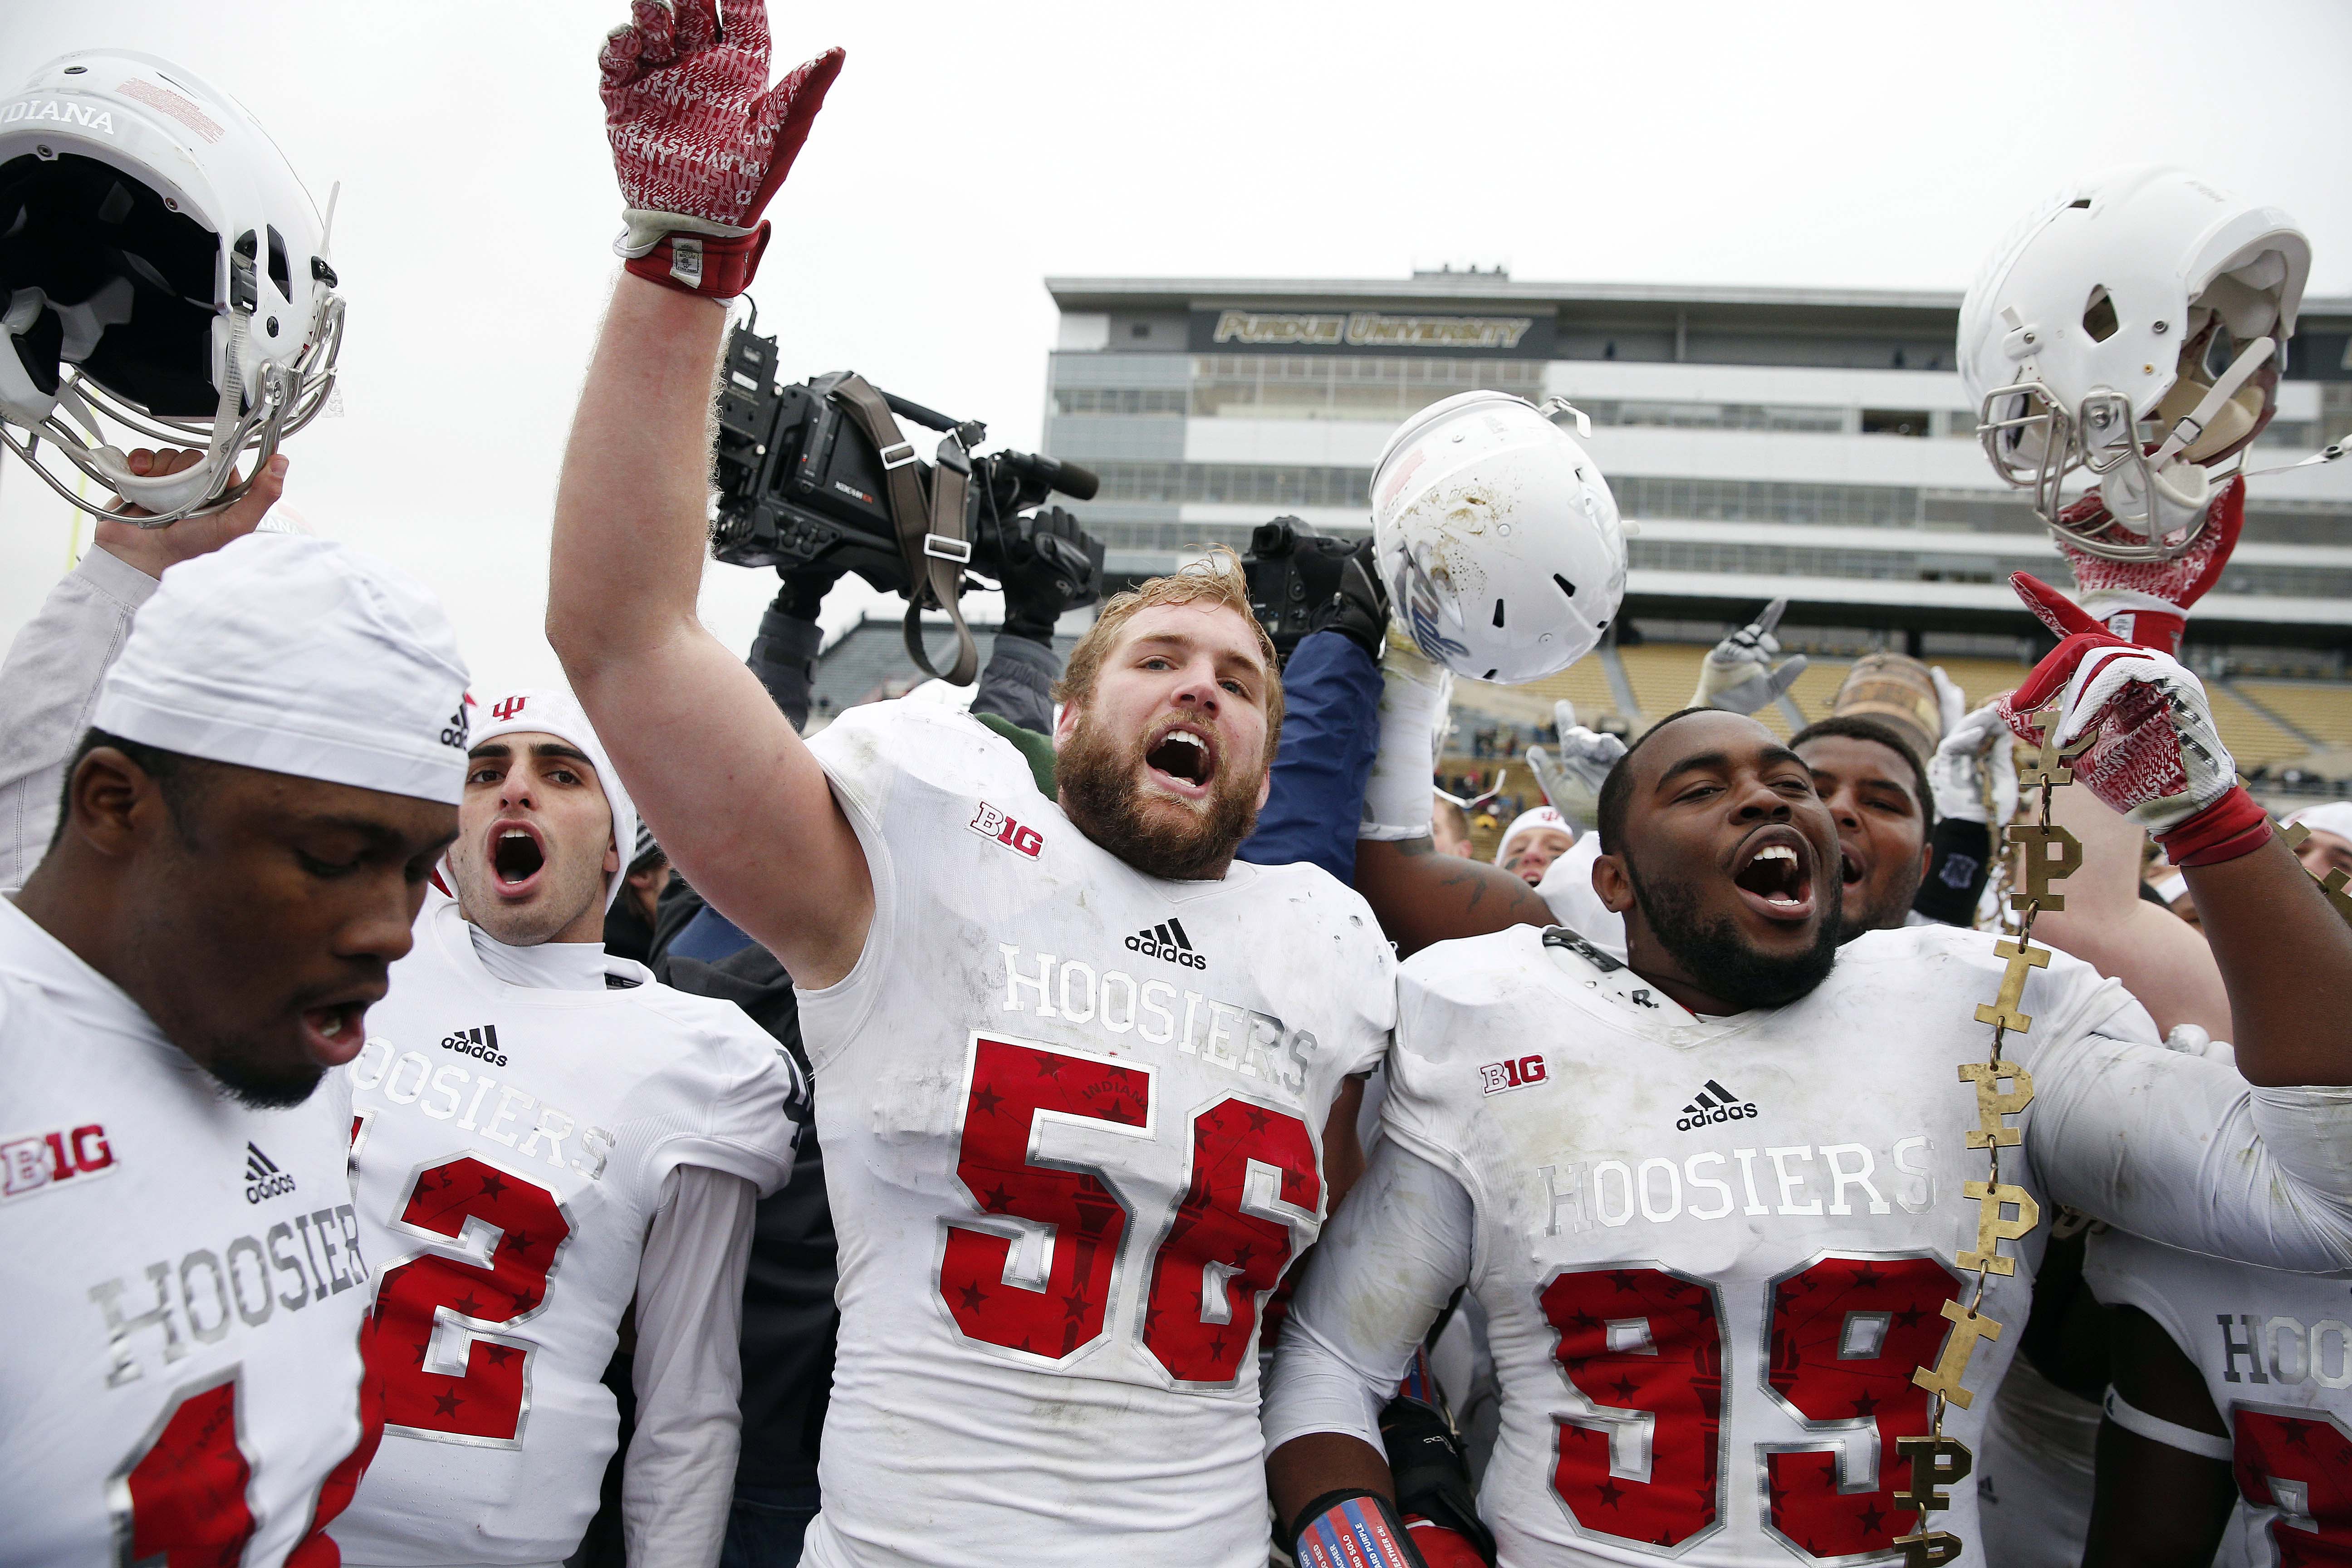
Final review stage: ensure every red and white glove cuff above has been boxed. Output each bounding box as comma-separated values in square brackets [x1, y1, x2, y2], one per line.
[2078, 590, 2187, 657]
[619, 221, 771, 302]
[2156, 784, 2272, 868]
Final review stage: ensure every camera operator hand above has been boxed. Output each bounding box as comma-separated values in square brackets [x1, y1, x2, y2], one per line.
[995, 507, 1101, 642]
[1245, 521, 1390, 666]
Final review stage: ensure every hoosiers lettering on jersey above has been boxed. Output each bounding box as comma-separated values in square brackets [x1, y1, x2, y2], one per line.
[0, 902, 379, 1568]
[795, 701, 1394, 1568]
[2086, 1227, 2352, 1563]
[328, 897, 799, 1568]
[1266, 921, 2352, 1568]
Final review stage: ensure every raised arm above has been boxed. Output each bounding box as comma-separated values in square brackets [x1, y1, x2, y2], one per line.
[546, 5, 862, 986]
[1353, 637, 1553, 955]
[1999, 574, 2352, 1086]
[2015, 739, 2231, 1041]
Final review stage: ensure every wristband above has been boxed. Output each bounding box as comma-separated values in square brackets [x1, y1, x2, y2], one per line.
[621, 223, 771, 302]
[1292, 1490, 1428, 1568]
[2078, 589, 2188, 658]
[2155, 785, 2272, 868]
[1361, 636, 1451, 843]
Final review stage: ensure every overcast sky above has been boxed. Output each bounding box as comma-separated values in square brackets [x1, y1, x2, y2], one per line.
[5, 0, 2350, 686]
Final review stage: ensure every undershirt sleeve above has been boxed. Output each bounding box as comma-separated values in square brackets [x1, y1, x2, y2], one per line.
[624, 1163, 760, 1568]
[1263, 1140, 1476, 1456]
[0, 547, 157, 892]
[2030, 1032, 2352, 1273]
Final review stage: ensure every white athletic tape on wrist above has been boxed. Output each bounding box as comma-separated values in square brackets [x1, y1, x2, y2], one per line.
[2103, 1385, 2234, 1461]
[1361, 644, 1451, 842]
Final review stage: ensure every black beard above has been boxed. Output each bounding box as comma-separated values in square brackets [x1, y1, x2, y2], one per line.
[1838, 858, 1926, 941]
[1056, 715, 1259, 881]
[198, 1045, 328, 1110]
[1631, 861, 1844, 1011]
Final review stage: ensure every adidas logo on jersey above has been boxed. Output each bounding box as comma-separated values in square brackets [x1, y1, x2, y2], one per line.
[244, 1141, 298, 1204]
[1675, 1079, 1757, 1132]
[1125, 917, 1206, 970]
[439, 1024, 507, 1067]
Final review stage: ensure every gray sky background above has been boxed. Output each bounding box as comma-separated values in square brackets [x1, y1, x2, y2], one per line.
[5, 0, 2350, 687]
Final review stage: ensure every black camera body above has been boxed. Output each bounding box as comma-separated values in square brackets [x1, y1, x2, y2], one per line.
[710, 327, 1104, 599]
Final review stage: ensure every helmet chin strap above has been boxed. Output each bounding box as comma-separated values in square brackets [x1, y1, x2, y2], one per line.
[2150, 335, 2273, 470]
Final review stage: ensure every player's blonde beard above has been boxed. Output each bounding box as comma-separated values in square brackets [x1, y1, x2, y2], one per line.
[1056, 709, 1261, 882]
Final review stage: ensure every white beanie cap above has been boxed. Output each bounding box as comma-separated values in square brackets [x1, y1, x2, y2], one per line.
[1495, 804, 1575, 865]
[463, 687, 637, 912]
[2284, 802, 2352, 847]
[92, 534, 470, 804]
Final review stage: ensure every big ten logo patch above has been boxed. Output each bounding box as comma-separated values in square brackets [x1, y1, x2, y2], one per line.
[1480, 1056, 1548, 1095]
[969, 802, 1044, 859]
[1, 1123, 116, 1201]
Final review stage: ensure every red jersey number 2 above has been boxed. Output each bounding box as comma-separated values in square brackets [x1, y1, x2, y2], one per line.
[938, 1034, 1319, 1382]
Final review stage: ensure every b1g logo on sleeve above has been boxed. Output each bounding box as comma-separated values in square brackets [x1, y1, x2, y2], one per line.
[0, 1122, 117, 1202]
[1480, 1056, 1548, 1095]
[968, 802, 1044, 859]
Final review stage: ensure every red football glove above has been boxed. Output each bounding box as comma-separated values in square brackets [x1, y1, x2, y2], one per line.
[599, 0, 843, 299]
[1403, 1518, 1491, 1568]
[2054, 476, 2244, 657]
[1997, 573, 2268, 866]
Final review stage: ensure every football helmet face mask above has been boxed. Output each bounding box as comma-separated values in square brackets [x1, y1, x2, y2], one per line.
[1958, 164, 2307, 561]
[0, 51, 343, 526]
[1369, 390, 1627, 684]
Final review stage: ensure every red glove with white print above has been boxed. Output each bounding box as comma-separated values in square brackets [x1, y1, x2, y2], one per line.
[2054, 476, 2244, 657]
[599, 0, 843, 300]
[1998, 573, 2268, 867]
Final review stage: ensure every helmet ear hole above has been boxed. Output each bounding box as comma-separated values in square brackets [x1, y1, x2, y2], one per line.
[2082, 287, 2119, 343]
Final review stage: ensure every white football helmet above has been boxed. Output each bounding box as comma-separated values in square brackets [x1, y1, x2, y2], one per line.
[1958, 164, 2307, 560]
[0, 51, 344, 526]
[1369, 390, 1627, 684]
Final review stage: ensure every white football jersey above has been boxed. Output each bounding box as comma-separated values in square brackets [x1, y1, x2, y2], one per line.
[2085, 1226, 2352, 1566]
[328, 896, 803, 1566]
[796, 701, 1396, 1568]
[1271, 920, 2352, 1568]
[0, 898, 374, 1568]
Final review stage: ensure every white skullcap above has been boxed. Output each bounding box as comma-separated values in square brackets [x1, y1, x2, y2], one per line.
[92, 534, 470, 804]
[2285, 802, 2352, 846]
[1495, 804, 1575, 864]
[465, 687, 637, 912]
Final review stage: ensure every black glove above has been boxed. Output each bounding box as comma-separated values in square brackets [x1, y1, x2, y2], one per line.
[774, 559, 847, 622]
[1245, 517, 1391, 666]
[1379, 1393, 1497, 1566]
[996, 505, 1104, 643]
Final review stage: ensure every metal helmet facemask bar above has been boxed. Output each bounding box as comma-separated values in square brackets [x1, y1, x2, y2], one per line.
[0, 52, 344, 527]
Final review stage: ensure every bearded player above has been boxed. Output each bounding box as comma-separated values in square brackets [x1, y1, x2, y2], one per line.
[1261, 567, 2352, 1568]
[329, 685, 803, 1568]
[544, 5, 1393, 1563]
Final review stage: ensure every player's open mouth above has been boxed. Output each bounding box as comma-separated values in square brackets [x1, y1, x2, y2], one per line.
[1731, 828, 1817, 922]
[298, 1000, 369, 1066]
[1143, 724, 1216, 799]
[1841, 849, 1866, 887]
[489, 820, 548, 896]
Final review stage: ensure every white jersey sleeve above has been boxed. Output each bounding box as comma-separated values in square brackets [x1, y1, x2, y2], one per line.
[0, 546, 157, 891]
[2029, 1027, 2352, 1274]
[625, 1163, 760, 1568]
[1262, 1139, 1474, 1455]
